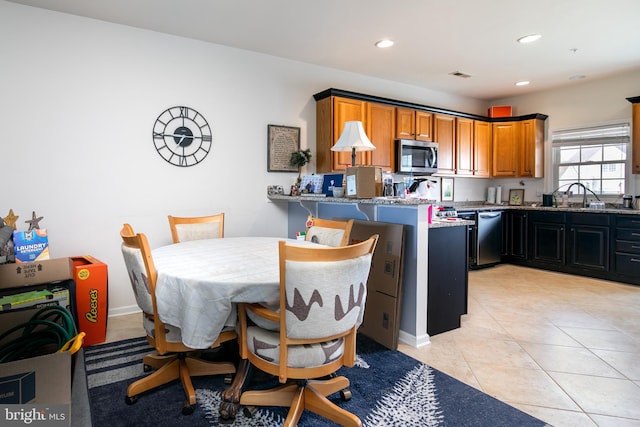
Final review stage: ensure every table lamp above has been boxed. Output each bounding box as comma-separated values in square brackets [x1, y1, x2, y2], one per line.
[331, 121, 376, 166]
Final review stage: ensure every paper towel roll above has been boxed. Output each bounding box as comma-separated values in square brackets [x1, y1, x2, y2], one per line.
[496, 186, 502, 204]
[487, 187, 496, 203]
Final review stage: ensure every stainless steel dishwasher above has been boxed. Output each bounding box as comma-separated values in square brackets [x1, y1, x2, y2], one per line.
[458, 210, 502, 269]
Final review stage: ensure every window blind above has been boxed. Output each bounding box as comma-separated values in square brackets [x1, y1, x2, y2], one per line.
[552, 123, 630, 146]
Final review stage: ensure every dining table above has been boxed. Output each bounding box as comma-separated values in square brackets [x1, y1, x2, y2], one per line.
[152, 236, 320, 419]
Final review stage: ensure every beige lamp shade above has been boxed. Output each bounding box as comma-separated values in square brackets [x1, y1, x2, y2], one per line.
[331, 121, 376, 166]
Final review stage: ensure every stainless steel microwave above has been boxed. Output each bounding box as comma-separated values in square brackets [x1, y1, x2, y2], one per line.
[395, 139, 438, 174]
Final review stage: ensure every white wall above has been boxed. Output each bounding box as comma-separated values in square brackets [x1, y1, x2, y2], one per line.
[0, 1, 485, 314]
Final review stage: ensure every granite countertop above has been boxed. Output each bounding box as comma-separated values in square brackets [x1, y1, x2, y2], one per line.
[269, 195, 640, 215]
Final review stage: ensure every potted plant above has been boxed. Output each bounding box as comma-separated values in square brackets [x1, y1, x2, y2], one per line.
[289, 149, 312, 195]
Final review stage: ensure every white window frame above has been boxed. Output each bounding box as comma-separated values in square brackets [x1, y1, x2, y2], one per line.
[551, 122, 631, 201]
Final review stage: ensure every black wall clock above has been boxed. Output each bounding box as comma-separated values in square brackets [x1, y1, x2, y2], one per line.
[152, 106, 212, 167]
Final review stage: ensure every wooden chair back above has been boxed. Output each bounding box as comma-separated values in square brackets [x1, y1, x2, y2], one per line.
[305, 217, 354, 247]
[168, 213, 224, 243]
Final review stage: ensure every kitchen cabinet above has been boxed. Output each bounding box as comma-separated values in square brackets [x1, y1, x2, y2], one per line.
[567, 213, 610, 273]
[396, 108, 433, 141]
[528, 211, 566, 267]
[316, 96, 368, 172]
[434, 113, 456, 175]
[628, 97, 640, 174]
[492, 121, 519, 177]
[367, 102, 396, 171]
[614, 215, 640, 280]
[455, 117, 474, 176]
[502, 210, 528, 261]
[492, 118, 544, 178]
[528, 212, 610, 273]
[428, 225, 468, 336]
[519, 119, 545, 178]
[456, 119, 491, 177]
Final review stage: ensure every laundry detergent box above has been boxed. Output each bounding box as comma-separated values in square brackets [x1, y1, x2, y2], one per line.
[13, 229, 50, 263]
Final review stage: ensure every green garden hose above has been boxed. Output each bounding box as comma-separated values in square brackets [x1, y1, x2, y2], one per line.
[0, 306, 77, 363]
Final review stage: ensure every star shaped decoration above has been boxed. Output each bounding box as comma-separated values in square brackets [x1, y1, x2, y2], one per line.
[25, 211, 44, 231]
[3, 209, 19, 229]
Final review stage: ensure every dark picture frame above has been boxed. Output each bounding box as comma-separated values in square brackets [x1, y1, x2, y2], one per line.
[508, 188, 525, 206]
[267, 125, 300, 172]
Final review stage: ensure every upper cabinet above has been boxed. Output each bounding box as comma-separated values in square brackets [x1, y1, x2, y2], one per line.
[492, 118, 544, 178]
[434, 114, 456, 175]
[627, 96, 640, 174]
[367, 102, 396, 171]
[316, 96, 367, 172]
[396, 108, 433, 141]
[313, 89, 547, 176]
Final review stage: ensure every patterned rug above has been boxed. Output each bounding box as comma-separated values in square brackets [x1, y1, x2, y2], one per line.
[83, 335, 549, 426]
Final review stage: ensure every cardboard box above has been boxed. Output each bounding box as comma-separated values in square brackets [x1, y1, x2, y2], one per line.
[345, 166, 382, 199]
[359, 290, 400, 350]
[13, 229, 50, 263]
[488, 105, 512, 118]
[0, 351, 71, 424]
[348, 220, 405, 350]
[72, 256, 108, 346]
[0, 258, 74, 290]
[349, 220, 405, 297]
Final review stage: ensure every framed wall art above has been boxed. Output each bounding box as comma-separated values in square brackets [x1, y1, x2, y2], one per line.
[441, 177, 454, 201]
[508, 188, 525, 206]
[267, 124, 300, 172]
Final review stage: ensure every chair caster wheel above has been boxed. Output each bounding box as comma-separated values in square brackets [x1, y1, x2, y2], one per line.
[224, 374, 233, 384]
[340, 389, 352, 401]
[125, 395, 137, 405]
[182, 403, 195, 415]
[143, 364, 153, 372]
[243, 406, 257, 418]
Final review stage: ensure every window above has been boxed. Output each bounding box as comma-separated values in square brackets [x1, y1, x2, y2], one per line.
[552, 123, 630, 196]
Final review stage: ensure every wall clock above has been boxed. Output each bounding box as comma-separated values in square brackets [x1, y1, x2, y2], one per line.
[152, 106, 212, 167]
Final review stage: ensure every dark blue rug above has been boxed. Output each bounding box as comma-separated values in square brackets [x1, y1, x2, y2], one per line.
[83, 335, 549, 426]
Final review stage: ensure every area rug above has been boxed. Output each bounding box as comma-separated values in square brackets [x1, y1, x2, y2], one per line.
[83, 335, 549, 426]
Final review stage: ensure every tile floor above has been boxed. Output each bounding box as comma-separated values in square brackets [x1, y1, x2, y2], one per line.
[105, 264, 640, 427]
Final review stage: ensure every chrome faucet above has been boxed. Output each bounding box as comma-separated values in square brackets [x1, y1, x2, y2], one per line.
[565, 182, 601, 208]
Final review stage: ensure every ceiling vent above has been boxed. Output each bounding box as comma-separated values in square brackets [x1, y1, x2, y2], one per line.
[449, 71, 472, 78]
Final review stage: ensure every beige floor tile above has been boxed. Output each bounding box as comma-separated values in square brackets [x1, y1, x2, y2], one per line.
[520, 342, 626, 378]
[458, 338, 541, 370]
[592, 349, 640, 381]
[512, 404, 598, 427]
[497, 320, 583, 347]
[549, 371, 640, 419]
[468, 362, 581, 411]
[559, 326, 640, 353]
[589, 414, 640, 427]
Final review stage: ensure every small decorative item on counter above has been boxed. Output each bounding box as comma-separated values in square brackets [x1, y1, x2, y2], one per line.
[295, 231, 306, 241]
[289, 148, 312, 184]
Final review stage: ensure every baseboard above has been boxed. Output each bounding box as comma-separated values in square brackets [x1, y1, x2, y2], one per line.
[108, 305, 141, 317]
[398, 329, 431, 348]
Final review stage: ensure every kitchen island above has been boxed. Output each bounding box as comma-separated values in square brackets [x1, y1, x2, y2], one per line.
[268, 194, 471, 348]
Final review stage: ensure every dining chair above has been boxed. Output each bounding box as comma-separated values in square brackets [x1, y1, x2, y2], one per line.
[305, 217, 354, 247]
[120, 223, 237, 415]
[167, 213, 225, 243]
[237, 234, 379, 427]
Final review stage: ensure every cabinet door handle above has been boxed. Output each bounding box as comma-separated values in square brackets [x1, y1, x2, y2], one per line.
[632, 245, 640, 249]
[632, 233, 640, 237]
[631, 258, 640, 263]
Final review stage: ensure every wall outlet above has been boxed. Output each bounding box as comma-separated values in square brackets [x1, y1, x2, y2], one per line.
[536, 191, 542, 197]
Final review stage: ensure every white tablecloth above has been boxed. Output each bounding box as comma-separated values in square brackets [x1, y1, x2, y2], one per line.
[153, 237, 311, 349]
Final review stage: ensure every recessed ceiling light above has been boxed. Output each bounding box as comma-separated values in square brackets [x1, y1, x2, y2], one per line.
[375, 39, 394, 48]
[569, 75, 586, 80]
[515, 81, 530, 86]
[517, 34, 541, 44]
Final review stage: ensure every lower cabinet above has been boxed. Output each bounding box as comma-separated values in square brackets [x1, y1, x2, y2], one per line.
[568, 213, 610, 272]
[502, 210, 528, 262]
[529, 211, 566, 266]
[614, 215, 640, 280]
[428, 226, 468, 336]
[528, 211, 610, 274]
